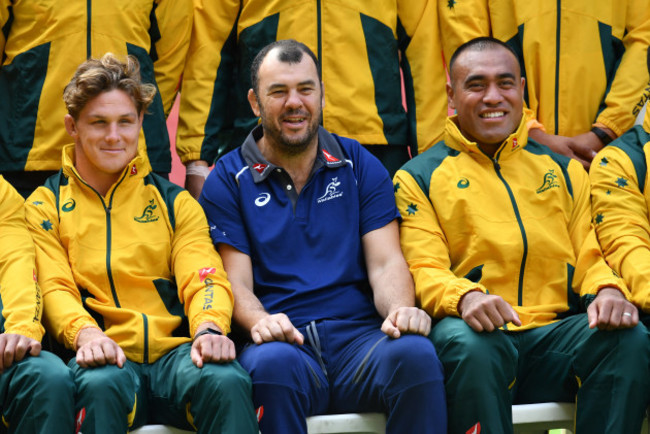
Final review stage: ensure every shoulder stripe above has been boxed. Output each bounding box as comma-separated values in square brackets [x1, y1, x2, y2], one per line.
[144, 173, 184, 230]
[400, 141, 459, 196]
[523, 140, 573, 199]
[609, 125, 649, 193]
[234, 166, 249, 186]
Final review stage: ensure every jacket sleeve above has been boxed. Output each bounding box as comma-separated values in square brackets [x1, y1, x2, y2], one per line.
[0, 0, 10, 60]
[170, 191, 234, 336]
[175, 0, 240, 164]
[0, 178, 44, 341]
[25, 187, 99, 349]
[594, 2, 650, 137]
[590, 140, 650, 309]
[397, 0, 448, 153]
[566, 159, 630, 302]
[152, 0, 194, 115]
[394, 169, 488, 318]
[437, 0, 490, 65]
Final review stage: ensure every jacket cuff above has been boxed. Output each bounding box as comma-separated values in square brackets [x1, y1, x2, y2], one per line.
[190, 312, 231, 338]
[66, 318, 100, 350]
[448, 282, 488, 316]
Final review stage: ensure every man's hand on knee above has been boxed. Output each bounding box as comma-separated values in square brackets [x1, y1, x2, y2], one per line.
[458, 291, 521, 333]
[0, 333, 41, 372]
[251, 313, 304, 345]
[191, 323, 236, 367]
[75, 327, 126, 368]
[587, 287, 639, 330]
[381, 307, 431, 338]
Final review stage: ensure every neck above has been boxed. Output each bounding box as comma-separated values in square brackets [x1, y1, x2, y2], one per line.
[258, 137, 318, 194]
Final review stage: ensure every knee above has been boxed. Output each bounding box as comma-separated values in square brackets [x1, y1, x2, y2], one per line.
[377, 335, 444, 384]
[12, 352, 74, 394]
[198, 362, 252, 397]
[239, 342, 304, 384]
[431, 318, 517, 375]
[74, 363, 137, 402]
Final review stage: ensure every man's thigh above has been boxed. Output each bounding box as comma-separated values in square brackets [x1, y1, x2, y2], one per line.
[325, 319, 441, 414]
[146, 342, 252, 428]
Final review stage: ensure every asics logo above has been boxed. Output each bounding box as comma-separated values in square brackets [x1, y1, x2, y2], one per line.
[255, 193, 271, 207]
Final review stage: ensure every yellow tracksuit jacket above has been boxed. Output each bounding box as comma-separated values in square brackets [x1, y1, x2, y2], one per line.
[590, 107, 650, 310]
[177, 0, 446, 164]
[394, 111, 626, 330]
[439, 0, 650, 137]
[0, 0, 192, 173]
[0, 176, 43, 340]
[25, 145, 233, 363]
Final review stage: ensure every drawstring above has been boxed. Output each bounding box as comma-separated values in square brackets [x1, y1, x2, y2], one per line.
[305, 321, 328, 377]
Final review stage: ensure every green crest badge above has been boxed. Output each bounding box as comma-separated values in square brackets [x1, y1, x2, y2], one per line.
[134, 199, 160, 223]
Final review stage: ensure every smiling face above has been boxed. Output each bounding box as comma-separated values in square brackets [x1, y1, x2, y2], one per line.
[447, 45, 525, 156]
[65, 89, 142, 193]
[247, 47, 324, 156]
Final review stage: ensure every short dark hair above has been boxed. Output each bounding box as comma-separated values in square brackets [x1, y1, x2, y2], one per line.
[63, 53, 156, 120]
[250, 39, 321, 96]
[448, 37, 521, 82]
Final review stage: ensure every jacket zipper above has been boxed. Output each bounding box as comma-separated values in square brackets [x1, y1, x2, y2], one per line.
[317, 0, 322, 72]
[86, 0, 92, 58]
[554, 0, 561, 134]
[492, 158, 528, 306]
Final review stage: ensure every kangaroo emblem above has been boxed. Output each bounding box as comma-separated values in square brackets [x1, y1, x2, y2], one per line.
[134, 199, 160, 223]
[536, 169, 560, 194]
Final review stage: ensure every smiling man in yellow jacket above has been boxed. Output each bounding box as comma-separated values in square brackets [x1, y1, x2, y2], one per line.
[25, 54, 257, 434]
[394, 37, 650, 434]
[0, 0, 192, 197]
[439, 0, 650, 169]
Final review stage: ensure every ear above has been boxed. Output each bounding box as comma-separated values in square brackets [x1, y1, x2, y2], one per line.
[446, 82, 456, 111]
[64, 114, 79, 140]
[248, 89, 261, 117]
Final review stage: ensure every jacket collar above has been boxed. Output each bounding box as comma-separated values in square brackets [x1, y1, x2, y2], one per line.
[61, 143, 151, 192]
[444, 109, 533, 161]
[241, 125, 348, 183]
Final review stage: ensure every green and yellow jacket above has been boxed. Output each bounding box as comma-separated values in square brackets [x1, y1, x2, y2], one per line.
[25, 145, 233, 363]
[0, 0, 192, 173]
[439, 0, 650, 137]
[590, 107, 650, 311]
[177, 0, 447, 164]
[394, 110, 626, 330]
[0, 176, 43, 341]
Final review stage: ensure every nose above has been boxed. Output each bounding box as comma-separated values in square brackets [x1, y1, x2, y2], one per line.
[106, 123, 120, 142]
[285, 89, 303, 109]
[483, 82, 504, 105]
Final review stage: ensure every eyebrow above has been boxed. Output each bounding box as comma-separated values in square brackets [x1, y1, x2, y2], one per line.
[465, 72, 517, 83]
[267, 79, 318, 90]
[87, 112, 137, 119]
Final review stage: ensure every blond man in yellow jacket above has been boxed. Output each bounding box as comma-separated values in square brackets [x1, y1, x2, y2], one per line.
[395, 37, 650, 434]
[439, 0, 650, 169]
[0, 0, 192, 197]
[25, 54, 257, 434]
[0, 176, 75, 433]
[178, 0, 447, 197]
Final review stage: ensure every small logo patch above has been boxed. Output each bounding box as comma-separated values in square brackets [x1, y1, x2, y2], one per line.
[536, 169, 560, 193]
[253, 163, 267, 174]
[512, 138, 518, 149]
[134, 199, 159, 223]
[457, 178, 470, 189]
[199, 267, 216, 282]
[255, 193, 271, 207]
[130, 165, 138, 175]
[466, 422, 481, 434]
[322, 149, 339, 163]
[75, 408, 86, 434]
[62, 199, 76, 212]
[256, 406, 264, 422]
[317, 177, 343, 203]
